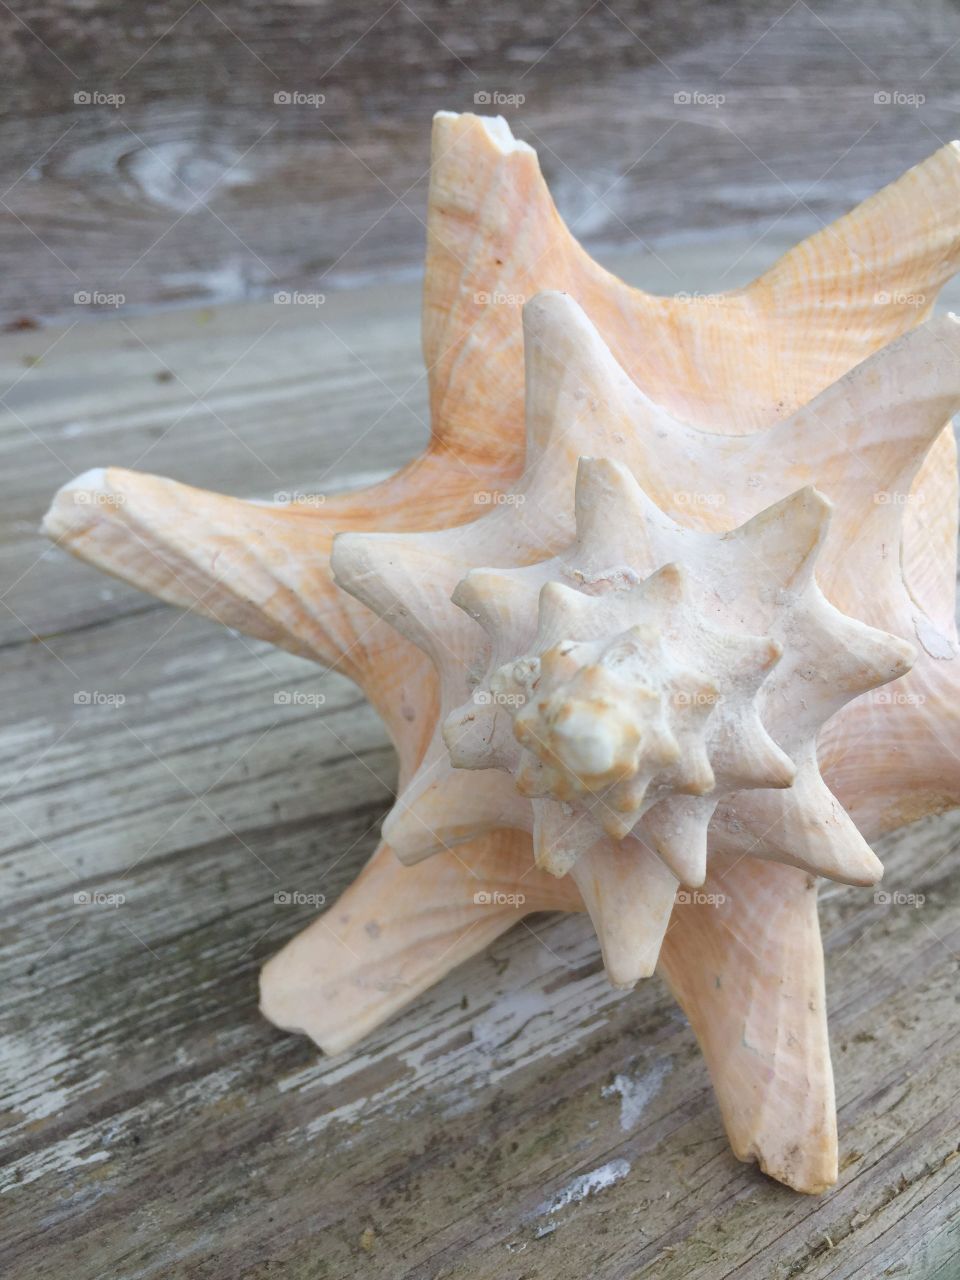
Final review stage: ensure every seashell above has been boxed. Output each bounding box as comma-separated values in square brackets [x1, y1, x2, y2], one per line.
[42, 113, 960, 1194]
[333, 431, 920, 993]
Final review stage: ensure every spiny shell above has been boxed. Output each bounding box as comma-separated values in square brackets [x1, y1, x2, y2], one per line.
[332, 303, 924, 988]
[42, 112, 960, 1194]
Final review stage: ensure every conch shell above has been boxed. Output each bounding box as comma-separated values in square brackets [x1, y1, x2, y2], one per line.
[333, 418, 921, 989]
[42, 113, 960, 1194]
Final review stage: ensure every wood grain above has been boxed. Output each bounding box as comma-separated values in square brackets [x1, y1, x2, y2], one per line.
[3, 250, 960, 1276]
[3, 0, 960, 322]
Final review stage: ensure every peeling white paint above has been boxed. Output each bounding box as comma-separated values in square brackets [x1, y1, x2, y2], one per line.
[602, 1057, 671, 1131]
[471, 989, 553, 1053]
[1, 1022, 108, 1130]
[0, 1132, 110, 1193]
[536, 1158, 631, 1215]
[280, 916, 632, 1143]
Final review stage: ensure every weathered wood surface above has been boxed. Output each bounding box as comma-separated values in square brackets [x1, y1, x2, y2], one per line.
[3, 0, 960, 323]
[4, 258, 960, 1279]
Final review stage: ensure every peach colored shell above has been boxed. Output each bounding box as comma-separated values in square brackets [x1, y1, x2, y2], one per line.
[44, 113, 960, 1193]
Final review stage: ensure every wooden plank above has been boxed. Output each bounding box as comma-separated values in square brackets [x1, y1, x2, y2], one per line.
[3, 251, 960, 1275]
[1, 1, 959, 323]
[3, 725, 960, 1279]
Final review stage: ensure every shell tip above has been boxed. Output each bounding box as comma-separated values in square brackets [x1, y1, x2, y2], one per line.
[43, 467, 113, 537]
[438, 110, 536, 156]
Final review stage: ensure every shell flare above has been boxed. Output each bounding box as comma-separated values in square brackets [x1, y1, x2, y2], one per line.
[42, 111, 960, 1195]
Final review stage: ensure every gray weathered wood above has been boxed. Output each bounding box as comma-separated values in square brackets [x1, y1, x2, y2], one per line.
[3, 252, 960, 1277]
[2, 0, 960, 323]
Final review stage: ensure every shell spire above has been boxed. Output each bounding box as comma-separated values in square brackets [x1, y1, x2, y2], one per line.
[453, 557, 795, 855]
[388, 459, 914, 910]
